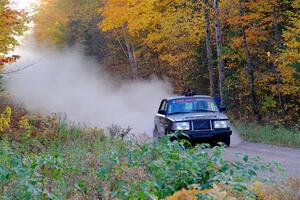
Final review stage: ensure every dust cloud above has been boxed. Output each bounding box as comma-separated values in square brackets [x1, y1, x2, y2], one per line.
[229, 125, 243, 147]
[4, 40, 172, 135]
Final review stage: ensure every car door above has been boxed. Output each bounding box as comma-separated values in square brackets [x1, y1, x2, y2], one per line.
[155, 99, 168, 136]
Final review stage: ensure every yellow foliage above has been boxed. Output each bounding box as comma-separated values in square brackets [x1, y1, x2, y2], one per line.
[223, 0, 273, 48]
[252, 181, 266, 199]
[0, 1, 26, 68]
[99, 0, 205, 65]
[165, 188, 210, 200]
[19, 116, 31, 130]
[166, 184, 236, 200]
[34, 0, 103, 46]
[278, 0, 300, 98]
[34, 0, 72, 45]
[0, 106, 11, 133]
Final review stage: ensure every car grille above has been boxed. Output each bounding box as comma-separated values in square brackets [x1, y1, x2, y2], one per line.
[192, 120, 211, 130]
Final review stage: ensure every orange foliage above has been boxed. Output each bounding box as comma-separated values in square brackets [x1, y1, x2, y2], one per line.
[33, 0, 71, 46]
[0, 1, 26, 69]
[165, 188, 210, 200]
[0, 97, 58, 141]
[99, 0, 205, 65]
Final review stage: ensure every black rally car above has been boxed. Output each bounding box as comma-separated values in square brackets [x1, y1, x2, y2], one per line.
[153, 95, 232, 146]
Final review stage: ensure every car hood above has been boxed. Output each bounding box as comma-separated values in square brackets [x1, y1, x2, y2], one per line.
[167, 112, 229, 122]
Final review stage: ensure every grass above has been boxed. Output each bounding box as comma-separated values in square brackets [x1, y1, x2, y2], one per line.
[234, 122, 300, 148]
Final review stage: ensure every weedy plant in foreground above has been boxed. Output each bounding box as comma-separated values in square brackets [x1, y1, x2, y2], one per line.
[96, 137, 287, 200]
[0, 115, 296, 200]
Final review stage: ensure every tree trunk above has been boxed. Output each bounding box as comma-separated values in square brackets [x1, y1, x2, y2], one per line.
[271, 5, 284, 109]
[203, 0, 216, 97]
[121, 25, 138, 79]
[155, 52, 163, 79]
[124, 33, 138, 79]
[239, 2, 258, 116]
[213, 0, 225, 104]
[273, 6, 283, 49]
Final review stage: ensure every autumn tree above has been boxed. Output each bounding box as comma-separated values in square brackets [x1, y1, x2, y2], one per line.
[34, 0, 108, 60]
[277, 0, 300, 122]
[217, 0, 299, 124]
[0, 0, 27, 69]
[238, 1, 258, 116]
[0, 0, 27, 92]
[99, 0, 206, 90]
[33, 0, 70, 46]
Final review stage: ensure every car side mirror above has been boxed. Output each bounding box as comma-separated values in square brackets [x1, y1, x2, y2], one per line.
[219, 106, 227, 112]
[158, 110, 166, 115]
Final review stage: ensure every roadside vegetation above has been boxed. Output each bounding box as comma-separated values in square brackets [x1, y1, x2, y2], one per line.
[235, 122, 300, 148]
[1, 102, 300, 200]
[1, 0, 300, 148]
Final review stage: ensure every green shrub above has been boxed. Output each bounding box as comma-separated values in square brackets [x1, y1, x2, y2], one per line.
[96, 137, 281, 199]
[235, 122, 300, 148]
[0, 140, 66, 200]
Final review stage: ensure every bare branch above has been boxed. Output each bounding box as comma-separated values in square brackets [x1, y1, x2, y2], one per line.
[0, 55, 46, 75]
[1, 63, 35, 75]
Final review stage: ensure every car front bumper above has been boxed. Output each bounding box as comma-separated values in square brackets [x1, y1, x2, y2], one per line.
[171, 129, 232, 142]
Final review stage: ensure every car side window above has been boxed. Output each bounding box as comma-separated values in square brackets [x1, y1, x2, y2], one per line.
[162, 100, 167, 111]
[159, 100, 167, 111]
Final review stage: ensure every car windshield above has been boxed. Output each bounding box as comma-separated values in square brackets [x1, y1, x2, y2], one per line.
[167, 98, 218, 115]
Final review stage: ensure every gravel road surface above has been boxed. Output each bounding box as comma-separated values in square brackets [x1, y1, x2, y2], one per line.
[224, 128, 300, 177]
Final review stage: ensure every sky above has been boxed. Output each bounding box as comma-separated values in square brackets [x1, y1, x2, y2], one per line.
[12, 0, 39, 11]
[11, 0, 40, 35]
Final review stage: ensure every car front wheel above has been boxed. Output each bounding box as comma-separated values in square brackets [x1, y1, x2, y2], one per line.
[222, 136, 231, 147]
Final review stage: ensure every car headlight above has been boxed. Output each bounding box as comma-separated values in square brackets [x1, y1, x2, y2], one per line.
[213, 120, 229, 129]
[173, 122, 190, 130]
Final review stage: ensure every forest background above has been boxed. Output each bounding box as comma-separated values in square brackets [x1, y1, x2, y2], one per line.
[1, 0, 300, 128]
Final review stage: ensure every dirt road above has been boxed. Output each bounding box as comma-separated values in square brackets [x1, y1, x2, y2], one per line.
[224, 128, 300, 177]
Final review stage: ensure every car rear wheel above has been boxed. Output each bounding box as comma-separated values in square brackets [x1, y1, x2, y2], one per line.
[222, 136, 231, 147]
